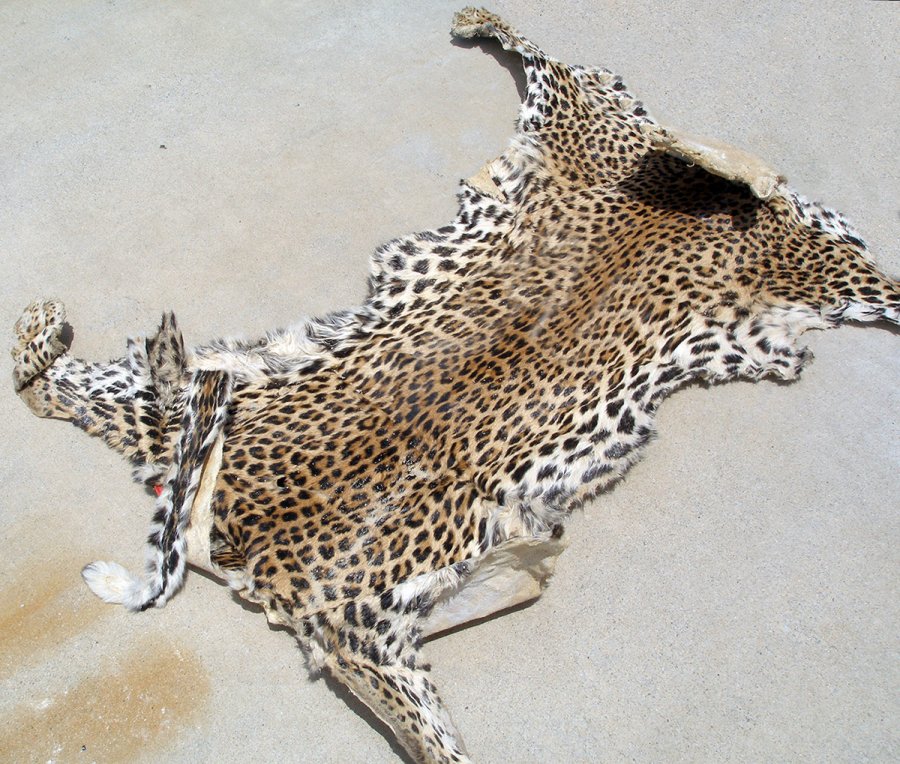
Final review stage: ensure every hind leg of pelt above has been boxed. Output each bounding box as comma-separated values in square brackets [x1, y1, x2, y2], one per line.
[12, 298, 69, 392]
[451, 7, 545, 58]
[451, 8, 652, 181]
[11, 299, 186, 473]
[451, 7, 555, 134]
[310, 609, 471, 764]
[323, 650, 470, 764]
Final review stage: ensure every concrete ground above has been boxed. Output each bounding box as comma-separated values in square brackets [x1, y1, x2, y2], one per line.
[1, 1, 897, 762]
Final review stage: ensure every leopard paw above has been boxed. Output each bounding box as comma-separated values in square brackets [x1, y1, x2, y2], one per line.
[11, 299, 69, 391]
[451, 7, 504, 38]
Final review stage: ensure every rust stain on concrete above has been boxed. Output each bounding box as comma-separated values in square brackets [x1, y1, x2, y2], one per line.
[0, 559, 107, 679]
[0, 642, 210, 762]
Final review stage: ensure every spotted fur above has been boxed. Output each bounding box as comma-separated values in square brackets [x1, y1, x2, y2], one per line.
[10, 8, 898, 763]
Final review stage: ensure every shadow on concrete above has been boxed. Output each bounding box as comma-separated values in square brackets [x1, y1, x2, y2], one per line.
[451, 35, 528, 102]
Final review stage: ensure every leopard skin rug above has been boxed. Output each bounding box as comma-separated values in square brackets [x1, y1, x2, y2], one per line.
[11, 8, 898, 763]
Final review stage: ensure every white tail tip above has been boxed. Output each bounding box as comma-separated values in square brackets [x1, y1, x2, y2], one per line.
[81, 560, 148, 610]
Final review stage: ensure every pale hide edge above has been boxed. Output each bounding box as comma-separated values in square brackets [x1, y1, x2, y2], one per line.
[642, 123, 785, 200]
[185, 432, 224, 571]
[421, 535, 567, 638]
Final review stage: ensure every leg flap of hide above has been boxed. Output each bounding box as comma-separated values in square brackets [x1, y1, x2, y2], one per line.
[643, 123, 785, 200]
[421, 535, 567, 638]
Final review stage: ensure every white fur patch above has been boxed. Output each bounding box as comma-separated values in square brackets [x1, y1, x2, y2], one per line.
[305, 640, 328, 674]
[81, 560, 150, 611]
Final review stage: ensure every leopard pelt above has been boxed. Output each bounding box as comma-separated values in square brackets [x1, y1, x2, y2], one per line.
[11, 9, 898, 763]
